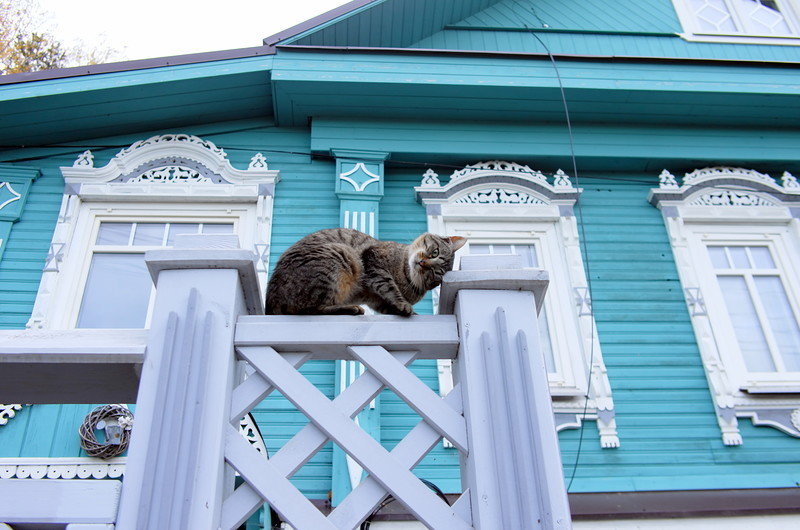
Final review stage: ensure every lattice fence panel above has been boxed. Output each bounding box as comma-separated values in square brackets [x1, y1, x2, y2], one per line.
[220, 345, 473, 530]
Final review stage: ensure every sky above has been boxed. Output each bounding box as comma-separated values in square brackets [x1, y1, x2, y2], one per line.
[37, 0, 353, 62]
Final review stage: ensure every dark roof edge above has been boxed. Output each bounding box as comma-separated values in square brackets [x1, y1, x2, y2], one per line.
[262, 0, 379, 46]
[303, 488, 800, 519]
[0, 45, 276, 86]
[276, 43, 800, 68]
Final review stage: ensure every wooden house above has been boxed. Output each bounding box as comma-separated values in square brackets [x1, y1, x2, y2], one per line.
[1, 0, 800, 528]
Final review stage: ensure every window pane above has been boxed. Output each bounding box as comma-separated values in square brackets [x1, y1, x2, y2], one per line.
[736, 0, 792, 35]
[708, 246, 730, 269]
[754, 276, 800, 371]
[96, 223, 133, 245]
[132, 223, 166, 246]
[77, 253, 152, 328]
[468, 244, 490, 255]
[690, 0, 738, 32]
[749, 246, 775, 269]
[166, 223, 200, 245]
[728, 247, 750, 268]
[201, 223, 234, 234]
[491, 244, 513, 254]
[718, 276, 776, 372]
[516, 245, 539, 268]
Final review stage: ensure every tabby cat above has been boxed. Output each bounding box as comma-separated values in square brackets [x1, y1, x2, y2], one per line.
[265, 228, 466, 316]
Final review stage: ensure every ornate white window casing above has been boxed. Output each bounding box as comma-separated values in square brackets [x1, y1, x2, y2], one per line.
[27, 134, 280, 330]
[650, 166, 800, 445]
[416, 161, 619, 449]
[672, 0, 800, 45]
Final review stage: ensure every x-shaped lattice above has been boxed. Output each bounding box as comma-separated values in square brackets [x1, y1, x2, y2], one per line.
[221, 345, 473, 529]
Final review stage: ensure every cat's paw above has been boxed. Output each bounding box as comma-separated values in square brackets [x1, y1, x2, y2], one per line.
[397, 302, 415, 317]
[344, 305, 366, 315]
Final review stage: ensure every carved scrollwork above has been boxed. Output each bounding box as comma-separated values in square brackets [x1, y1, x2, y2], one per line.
[419, 169, 441, 188]
[73, 150, 94, 168]
[127, 166, 211, 184]
[0, 404, 23, 425]
[115, 134, 227, 160]
[450, 160, 547, 184]
[683, 166, 775, 186]
[453, 188, 546, 205]
[688, 190, 777, 207]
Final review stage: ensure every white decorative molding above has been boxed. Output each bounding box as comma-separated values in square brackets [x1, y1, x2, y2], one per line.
[26, 134, 279, 330]
[0, 404, 22, 425]
[684, 166, 775, 186]
[421, 161, 615, 449]
[61, 133, 280, 197]
[552, 169, 574, 190]
[239, 415, 268, 456]
[684, 287, 707, 317]
[339, 162, 381, 192]
[649, 166, 800, 212]
[450, 160, 546, 183]
[783, 171, 800, 190]
[73, 150, 94, 168]
[574, 287, 592, 316]
[0, 181, 21, 211]
[127, 166, 211, 184]
[659, 169, 679, 190]
[419, 168, 440, 188]
[248, 152, 268, 170]
[792, 409, 800, 431]
[653, 167, 800, 444]
[416, 161, 579, 206]
[0, 457, 125, 479]
[689, 190, 777, 207]
[453, 188, 546, 205]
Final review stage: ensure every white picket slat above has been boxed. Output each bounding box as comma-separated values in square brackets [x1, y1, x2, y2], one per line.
[229, 353, 310, 422]
[235, 315, 458, 359]
[225, 425, 336, 530]
[241, 346, 471, 530]
[349, 346, 468, 452]
[220, 481, 264, 530]
[328, 386, 465, 529]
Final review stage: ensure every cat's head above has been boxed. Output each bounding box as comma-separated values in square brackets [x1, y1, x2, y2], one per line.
[407, 233, 467, 290]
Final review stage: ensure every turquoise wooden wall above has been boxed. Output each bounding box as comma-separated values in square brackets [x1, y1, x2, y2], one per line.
[3, 121, 800, 497]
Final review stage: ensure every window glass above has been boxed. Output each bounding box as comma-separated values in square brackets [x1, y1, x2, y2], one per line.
[132, 223, 166, 246]
[77, 253, 151, 328]
[718, 275, 776, 372]
[167, 223, 200, 245]
[96, 223, 133, 245]
[201, 223, 235, 234]
[754, 276, 800, 371]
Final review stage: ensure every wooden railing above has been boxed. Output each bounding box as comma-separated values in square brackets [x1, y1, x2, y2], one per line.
[0, 236, 572, 530]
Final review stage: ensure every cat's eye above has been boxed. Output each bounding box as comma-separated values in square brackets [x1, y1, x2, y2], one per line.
[430, 248, 439, 258]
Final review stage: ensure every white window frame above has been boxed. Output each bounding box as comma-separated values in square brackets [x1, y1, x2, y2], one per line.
[672, 0, 800, 45]
[416, 161, 619, 449]
[27, 134, 279, 331]
[650, 166, 800, 445]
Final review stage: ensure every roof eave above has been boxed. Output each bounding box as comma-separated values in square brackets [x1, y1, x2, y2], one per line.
[0, 45, 276, 86]
[262, 0, 379, 46]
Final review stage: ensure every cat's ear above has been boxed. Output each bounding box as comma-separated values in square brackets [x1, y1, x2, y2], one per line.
[447, 236, 467, 251]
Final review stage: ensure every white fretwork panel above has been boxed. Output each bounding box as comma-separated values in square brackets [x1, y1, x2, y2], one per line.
[221, 345, 472, 530]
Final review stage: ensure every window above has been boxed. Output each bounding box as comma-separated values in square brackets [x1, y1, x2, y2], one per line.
[417, 161, 619, 449]
[76, 220, 235, 328]
[28, 134, 279, 330]
[673, 0, 800, 44]
[650, 166, 800, 444]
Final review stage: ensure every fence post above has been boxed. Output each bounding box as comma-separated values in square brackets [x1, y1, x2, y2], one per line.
[439, 254, 572, 529]
[116, 235, 262, 530]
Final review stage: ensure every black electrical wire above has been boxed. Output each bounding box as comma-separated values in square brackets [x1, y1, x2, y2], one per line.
[509, 0, 597, 493]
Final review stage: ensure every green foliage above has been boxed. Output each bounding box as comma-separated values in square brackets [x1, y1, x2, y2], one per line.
[0, 0, 114, 74]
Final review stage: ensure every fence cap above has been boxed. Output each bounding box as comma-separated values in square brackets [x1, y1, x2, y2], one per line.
[145, 235, 263, 314]
[438, 254, 549, 315]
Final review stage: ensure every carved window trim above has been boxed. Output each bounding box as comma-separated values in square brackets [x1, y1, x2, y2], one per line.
[650, 166, 800, 445]
[27, 134, 280, 330]
[671, 0, 800, 46]
[416, 161, 619, 449]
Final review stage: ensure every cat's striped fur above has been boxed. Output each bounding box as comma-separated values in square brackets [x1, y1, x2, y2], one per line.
[265, 228, 466, 316]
